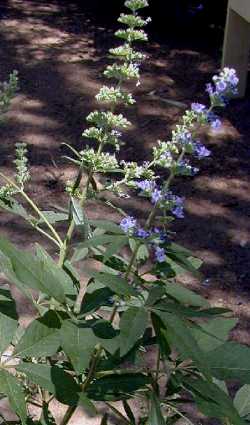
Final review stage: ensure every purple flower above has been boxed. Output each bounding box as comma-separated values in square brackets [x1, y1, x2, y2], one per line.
[136, 179, 156, 192]
[120, 216, 137, 234]
[171, 196, 185, 219]
[178, 159, 199, 176]
[136, 228, 150, 239]
[151, 189, 163, 204]
[194, 142, 211, 159]
[177, 130, 193, 147]
[154, 246, 166, 263]
[191, 103, 206, 114]
[206, 83, 214, 96]
[153, 227, 169, 244]
[215, 80, 227, 93]
[211, 118, 222, 129]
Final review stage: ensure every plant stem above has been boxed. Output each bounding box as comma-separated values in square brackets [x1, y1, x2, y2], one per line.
[58, 141, 105, 267]
[59, 347, 102, 425]
[0, 172, 63, 247]
[60, 406, 76, 425]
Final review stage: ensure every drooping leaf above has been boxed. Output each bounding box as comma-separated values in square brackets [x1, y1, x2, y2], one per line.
[35, 245, 77, 300]
[148, 392, 165, 425]
[184, 377, 245, 425]
[119, 307, 148, 356]
[0, 369, 27, 424]
[153, 310, 210, 378]
[208, 342, 250, 383]
[0, 288, 18, 354]
[234, 385, 250, 418]
[0, 237, 66, 302]
[86, 373, 151, 401]
[191, 317, 237, 352]
[14, 311, 61, 358]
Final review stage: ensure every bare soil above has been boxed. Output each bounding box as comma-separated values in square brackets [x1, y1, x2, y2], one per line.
[0, 0, 249, 423]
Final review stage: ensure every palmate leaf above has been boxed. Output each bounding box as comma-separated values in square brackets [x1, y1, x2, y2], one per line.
[183, 377, 245, 425]
[207, 342, 250, 383]
[0, 288, 18, 354]
[119, 307, 148, 356]
[14, 311, 61, 358]
[0, 369, 27, 424]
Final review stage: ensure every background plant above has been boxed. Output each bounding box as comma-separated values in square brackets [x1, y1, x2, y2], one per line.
[0, 2, 249, 425]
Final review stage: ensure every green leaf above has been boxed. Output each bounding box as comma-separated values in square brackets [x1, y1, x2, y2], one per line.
[80, 283, 114, 315]
[71, 198, 90, 241]
[191, 317, 237, 352]
[86, 373, 151, 401]
[89, 220, 123, 234]
[184, 377, 245, 425]
[90, 271, 137, 297]
[119, 307, 148, 356]
[0, 288, 18, 354]
[16, 362, 80, 406]
[0, 369, 27, 424]
[35, 245, 77, 300]
[208, 342, 250, 383]
[153, 310, 210, 379]
[60, 321, 98, 373]
[104, 236, 128, 262]
[38, 211, 68, 224]
[60, 320, 119, 374]
[234, 385, 250, 418]
[148, 393, 165, 425]
[78, 234, 121, 250]
[71, 246, 88, 263]
[14, 311, 61, 358]
[0, 237, 66, 303]
[163, 281, 209, 308]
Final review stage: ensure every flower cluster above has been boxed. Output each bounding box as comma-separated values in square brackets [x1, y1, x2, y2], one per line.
[206, 67, 239, 106]
[80, 149, 119, 172]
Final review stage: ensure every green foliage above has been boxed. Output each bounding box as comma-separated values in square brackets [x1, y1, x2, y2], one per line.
[0, 4, 246, 425]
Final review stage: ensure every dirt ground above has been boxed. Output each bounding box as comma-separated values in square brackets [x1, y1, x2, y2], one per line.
[0, 0, 249, 423]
